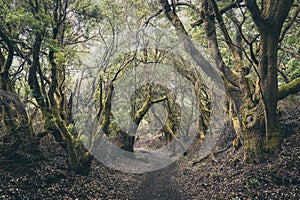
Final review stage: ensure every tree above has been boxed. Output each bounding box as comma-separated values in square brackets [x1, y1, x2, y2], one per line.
[94, 47, 206, 153]
[75, 0, 211, 155]
[156, 0, 300, 162]
[0, 0, 102, 174]
[0, 0, 34, 159]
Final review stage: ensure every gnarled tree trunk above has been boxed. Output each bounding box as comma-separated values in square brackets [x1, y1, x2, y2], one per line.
[159, 0, 297, 162]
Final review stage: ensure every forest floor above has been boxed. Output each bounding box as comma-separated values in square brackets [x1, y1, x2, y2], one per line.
[0, 98, 299, 200]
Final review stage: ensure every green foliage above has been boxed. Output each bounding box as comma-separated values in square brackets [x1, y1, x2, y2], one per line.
[73, 0, 102, 20]
[246, 177, 261, 188]
[108, 119, 122, 139]
[78, 135, 89, 145]
[67, 124, 76, 134]
[286, 58, 300, 80]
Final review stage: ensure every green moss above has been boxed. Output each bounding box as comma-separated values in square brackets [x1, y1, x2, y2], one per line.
[278, 77, 300, 100]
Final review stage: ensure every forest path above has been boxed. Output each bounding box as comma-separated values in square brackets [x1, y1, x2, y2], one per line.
[132, 162, 189, 200]
[131, 137, 217, 199]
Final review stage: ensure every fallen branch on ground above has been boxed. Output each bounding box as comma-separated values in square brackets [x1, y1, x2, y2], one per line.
[192, 146, 231, 166]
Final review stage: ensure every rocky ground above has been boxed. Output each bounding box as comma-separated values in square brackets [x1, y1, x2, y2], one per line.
[0, 99, 299, 199]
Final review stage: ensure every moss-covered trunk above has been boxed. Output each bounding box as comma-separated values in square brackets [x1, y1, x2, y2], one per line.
[240, 101, 265, 163]
[258, 31, 281, 154]
[45, 114, 92, 175]
[159, 0, 297, 164]
[28, 32, 92, 175]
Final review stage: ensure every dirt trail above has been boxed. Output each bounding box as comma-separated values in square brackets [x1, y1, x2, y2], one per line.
[133, 163, 187, 200]
[0, 99, 299, 199]
[132, 136, 218, 199]
[1, 131, 299, 199]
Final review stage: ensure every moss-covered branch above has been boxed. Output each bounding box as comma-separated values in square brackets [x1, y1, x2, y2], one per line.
[278, 77, 300, 100]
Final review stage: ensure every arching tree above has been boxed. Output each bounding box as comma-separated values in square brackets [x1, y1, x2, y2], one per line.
[156, 0, 300, 162]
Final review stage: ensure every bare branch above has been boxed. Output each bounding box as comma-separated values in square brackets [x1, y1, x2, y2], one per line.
[144, 9, 163, 27]
[159, 0, 227, 87]
[211, 0, 242, 67]
[191, 0, 245, 27]
[245, 0, 266, 31]
[279, 3, 300, 43]
[273, 0, 294, 26]
[0, 27, 14, 74]
[277, 67, 290, 84]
